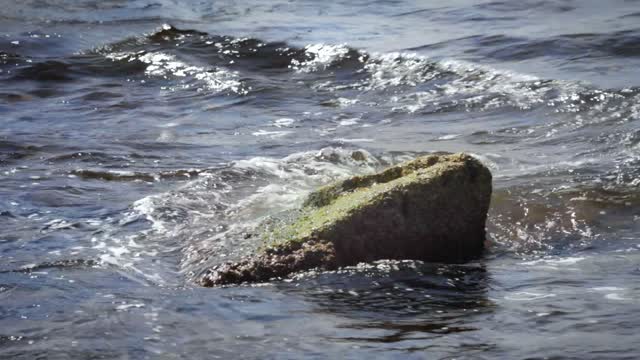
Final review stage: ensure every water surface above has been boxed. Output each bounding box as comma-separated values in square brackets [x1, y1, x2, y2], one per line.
[1, 0, 640, 358]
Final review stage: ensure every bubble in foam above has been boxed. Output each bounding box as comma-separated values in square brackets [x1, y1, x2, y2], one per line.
[290, 43, 350, 72]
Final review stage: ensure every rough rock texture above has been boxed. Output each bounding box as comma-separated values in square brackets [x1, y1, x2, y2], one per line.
[200, 153, 492, 286]
[200, 240, 337, 287]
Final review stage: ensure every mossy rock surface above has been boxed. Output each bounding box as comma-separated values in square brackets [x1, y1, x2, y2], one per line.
[201, 153, 492, 286]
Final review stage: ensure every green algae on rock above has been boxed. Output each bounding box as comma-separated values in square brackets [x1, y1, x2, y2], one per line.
[201, 153, 492, 287]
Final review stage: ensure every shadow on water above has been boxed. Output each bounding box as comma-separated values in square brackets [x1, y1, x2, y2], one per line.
[277, 261, 493, 346]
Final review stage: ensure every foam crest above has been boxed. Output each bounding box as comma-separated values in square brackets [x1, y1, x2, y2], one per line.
[290, 43, 351, 72]
[363, 52, 440, 89]
[106, 51, 247, 94]
[362, 53, 560, 112]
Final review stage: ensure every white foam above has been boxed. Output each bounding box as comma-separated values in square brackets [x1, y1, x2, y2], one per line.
[334, 97, 358, 107]
[521, 256, 586, 267]
[504, 292, 557, 301]
[106, 51, 246, 94]
[334, 138, 374, 143]
[309, 50, 593, 117]
[592, 287, 625, 292]
[115, 303, 145, 311]
[604, 293, 629, 301]
[436, 134, 461, 140]
[132, 195, 171, 234]
[251, 129, 292, 138]
[42, 219, 76, 231]
[338, 118, 359, 126]
[290, 43, 350, 72]
[273, 118, 296, 128]
[364, 52, 437, 89]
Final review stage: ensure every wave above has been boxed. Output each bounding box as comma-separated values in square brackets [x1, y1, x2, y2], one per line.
[0, 140, 40, 164]
[429, 30, 640, 62]
[3, 27, 638, 183]
[0, 259, 97, 274]
[5, 24, 639, 121]
[69, 168, 209, 182]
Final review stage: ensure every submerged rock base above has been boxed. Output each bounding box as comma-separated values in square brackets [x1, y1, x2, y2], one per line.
[200, 240, 337, 286]
[200, 153, 492, 287]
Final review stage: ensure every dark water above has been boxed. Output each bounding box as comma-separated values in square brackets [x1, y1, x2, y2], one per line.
[2, 0, 640, 358]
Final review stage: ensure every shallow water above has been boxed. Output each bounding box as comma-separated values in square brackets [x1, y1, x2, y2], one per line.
[1, 0, 640, 358]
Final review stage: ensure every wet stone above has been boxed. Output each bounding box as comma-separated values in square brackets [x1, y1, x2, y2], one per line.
[200, 153, 492, 286]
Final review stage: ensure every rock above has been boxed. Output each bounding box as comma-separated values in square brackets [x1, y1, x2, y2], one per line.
[200, 153, 492, 286]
